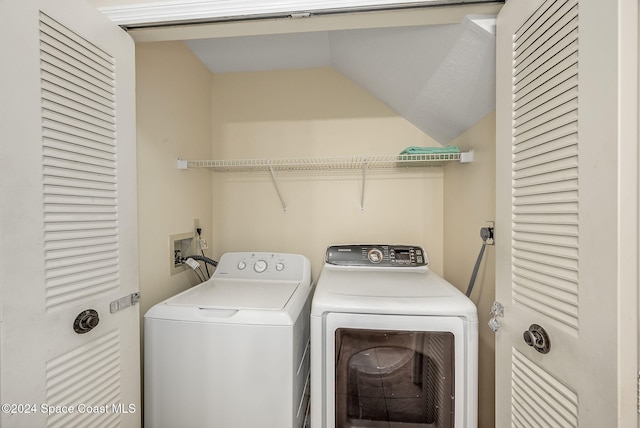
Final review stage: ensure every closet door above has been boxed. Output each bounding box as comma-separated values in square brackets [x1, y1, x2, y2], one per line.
[495, 0, 638, 426]
[0, 1, 139, 427]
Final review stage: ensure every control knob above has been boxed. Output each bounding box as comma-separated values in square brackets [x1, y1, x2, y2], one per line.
[254, 260, 268, 273]
[367, 248, 383, 263]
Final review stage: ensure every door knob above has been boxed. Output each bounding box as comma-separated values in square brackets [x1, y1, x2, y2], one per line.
[523, 324, 550, 354]
[74, 309, 99, 334]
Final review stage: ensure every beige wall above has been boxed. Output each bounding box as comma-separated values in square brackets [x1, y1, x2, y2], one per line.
[210, 68, 445, 278]
[443, 111, 496, 428]
[135, 41, 213, 322]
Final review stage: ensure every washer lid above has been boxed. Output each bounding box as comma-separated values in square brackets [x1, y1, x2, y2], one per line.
[166, 279, 299, 311]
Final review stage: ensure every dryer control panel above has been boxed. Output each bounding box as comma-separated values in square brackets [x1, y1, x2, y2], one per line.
[325, 245, 428, 267]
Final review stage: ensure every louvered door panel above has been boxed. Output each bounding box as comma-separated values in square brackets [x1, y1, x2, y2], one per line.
[45, 331, 122, 428]
[40, 13, 125, 424]
[511, 349, 578, 427]
[1, 2, 138, 426]
[497, 0, 633, 425]
[39, 12, 120, 311]
[511, 0, 579, 333]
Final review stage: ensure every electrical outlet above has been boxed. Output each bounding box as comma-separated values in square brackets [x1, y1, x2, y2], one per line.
[480, 225, 495, 245]
[199, 238, 208, 250]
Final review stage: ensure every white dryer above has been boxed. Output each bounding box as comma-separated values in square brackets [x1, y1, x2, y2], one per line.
[310, 245, 478, 428]
[145, 252, 312, 428]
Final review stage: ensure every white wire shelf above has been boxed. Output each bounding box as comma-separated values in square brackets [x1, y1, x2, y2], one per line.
[178, 152, 471, 172]
[177, 151, 472, 211]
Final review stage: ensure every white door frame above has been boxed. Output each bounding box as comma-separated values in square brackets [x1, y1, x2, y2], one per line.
[95, 0, 501, 27]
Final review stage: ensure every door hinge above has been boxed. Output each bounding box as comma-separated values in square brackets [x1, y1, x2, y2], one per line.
[110, 292, 140, 314]
[488, 301, 504, 332]
[637, 372, 640, 414]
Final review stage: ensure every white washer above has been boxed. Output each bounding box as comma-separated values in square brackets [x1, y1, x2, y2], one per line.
[145, 252, 312, 428]
[311, 245, 478, 428]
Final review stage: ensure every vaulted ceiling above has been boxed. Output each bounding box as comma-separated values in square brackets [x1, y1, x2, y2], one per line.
[93, 0, 500, 145]
[184, 15, 496, 143]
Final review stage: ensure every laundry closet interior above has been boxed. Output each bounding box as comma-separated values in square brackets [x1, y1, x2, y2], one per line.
[121, 2, 499, 427]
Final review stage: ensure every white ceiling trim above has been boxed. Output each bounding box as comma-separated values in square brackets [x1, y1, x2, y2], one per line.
[97, 0, 496, 26]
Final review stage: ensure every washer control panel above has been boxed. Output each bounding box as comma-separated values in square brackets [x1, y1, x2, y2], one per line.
[214, 252, 308, 282]
[325, 245, 428, 267]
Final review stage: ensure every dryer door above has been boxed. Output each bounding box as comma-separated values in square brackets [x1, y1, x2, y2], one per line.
[322, 313, 476, 428]
[335, 328, 454, 426]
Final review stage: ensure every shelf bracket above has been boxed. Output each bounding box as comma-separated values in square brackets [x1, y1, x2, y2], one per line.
[268, 165, 287, 212]
[460, 150, 474, 163]
[360, 158, 368, 211]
